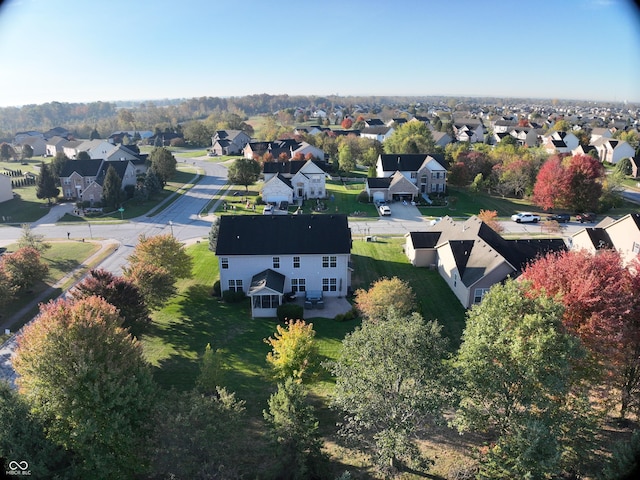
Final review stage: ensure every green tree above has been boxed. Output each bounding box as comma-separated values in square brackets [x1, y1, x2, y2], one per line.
[150, 388, 247, 479]
[90, 127, 101, 140]
[76, 150, 91, 161]
[21, 143, 33, 159]
[263, 378, 324, 479]
[143, 168, 163, 197]
[331, 312, 450, 475]
[0, 142, 15, 161]
[36, 162, 60, 204]
[17, 223, 50, 253]
[265, 319, 318, 382]
[384, 121, 436, 154]
[148, 147, 177, 185]
[600, 429, 640, 480]
[183, 120, 214, 147]
[101, 164, 122, 210]
[50, 152, 69, 179]
[0, 382, 72, 478]
[208, 217, 220, 252]
[196, 343, 227, 394]
[354, 276, 417, 321]
[614, 157, 632, 176]
[227, 157, 261, 192]
[13, 296, 157, 479]
[123, 262, 176, 309]
[338, 143, 355, 172]
[453, 279, 596, 478]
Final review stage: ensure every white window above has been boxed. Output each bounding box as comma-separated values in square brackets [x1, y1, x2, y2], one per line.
[293, 256, 300, 268]
[221, 258, 228, 269]
[322, 278, 337, 292]
[273, 257, 280, 269]
[474, 288, 490, 304]
[323, 256, 337, 268]
[291, 278, 306, 292]
[633, 242, 640, 255]
[228, 279, 243, 292]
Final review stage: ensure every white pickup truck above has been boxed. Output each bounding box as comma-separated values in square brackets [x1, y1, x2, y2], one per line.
[511, 212, 540, 223]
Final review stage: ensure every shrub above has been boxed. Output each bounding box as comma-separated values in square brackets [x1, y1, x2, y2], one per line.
[222, 290, 246, 303]
[212, 280, 221, 297]
[256, 196, 264, 205]
[357, 190, 370, 203]
[277, 304, 304, 323]
[335, 307, 358, 322]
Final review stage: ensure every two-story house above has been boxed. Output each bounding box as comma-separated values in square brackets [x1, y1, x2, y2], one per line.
[261, 159, 328, 203]
[215, 214, 352, 317]
[211, 130, 252, 156]
[571, 213, 640, 265]
[375, 153, 447, 197]
[592, 137, 635, 165]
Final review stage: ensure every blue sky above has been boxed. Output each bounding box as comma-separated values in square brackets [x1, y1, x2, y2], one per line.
[0, 0, 639, 107]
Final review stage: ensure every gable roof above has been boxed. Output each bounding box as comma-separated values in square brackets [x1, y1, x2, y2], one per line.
[263, 173, 293, 190]
[59, 158, 103, 177]
[379, 153, 446, 172]
[263, 160, 327, 175]
[366, 177, 392, 189]
[249, 269, 286, 295]
[216, 214, 351, 256]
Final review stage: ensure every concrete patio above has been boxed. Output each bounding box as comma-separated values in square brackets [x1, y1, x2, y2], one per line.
[290, 296, 353, 319]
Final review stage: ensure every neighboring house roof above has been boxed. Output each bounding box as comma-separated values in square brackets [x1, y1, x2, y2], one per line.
[263, 160, 328, 176]
[361, 126, 393, 135]
[408, 231, 442, 248]
[366, 177, 392, 189]
[59, 159, 103, 177]
[364, 118, 385, 127]
[379, 153, 447, 172]
[249, 269, 286, 295]
[94, 160, 130, 186]
[263, 173, 292, 191]
[580, 228, 614, 250]
[216, 214, 351, 256]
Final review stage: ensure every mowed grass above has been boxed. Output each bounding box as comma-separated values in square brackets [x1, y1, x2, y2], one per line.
[3, 240, 100, 330]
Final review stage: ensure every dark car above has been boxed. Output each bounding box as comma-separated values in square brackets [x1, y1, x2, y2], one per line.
[576, 212, 596, 223]
[547, 213, 570, 223]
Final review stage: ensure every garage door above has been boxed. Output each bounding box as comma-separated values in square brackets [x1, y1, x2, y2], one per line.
[373, 191, 385, 203]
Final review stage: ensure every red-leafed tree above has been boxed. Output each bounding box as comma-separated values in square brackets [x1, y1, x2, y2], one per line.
[278, 152, 290, 161]
[341, 118, 353, 129]
[72, 268, 150, 336]
[448, 161, 471, 186]
[517, 118, 529, 127]
[565, 154, 604, 212]
[532, 155, 569, 210]
[0, 246, 49, 292]
[292, 152, 304, 161]
[521, 249, 640, 417]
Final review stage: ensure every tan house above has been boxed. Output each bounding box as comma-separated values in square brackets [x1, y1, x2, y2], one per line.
[365, 171, 419, 203]
[571, 213, 640, 265]
[405, 216, 566, 308]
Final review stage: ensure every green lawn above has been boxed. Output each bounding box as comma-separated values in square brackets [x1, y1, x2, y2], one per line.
[1, 240, 101, 330]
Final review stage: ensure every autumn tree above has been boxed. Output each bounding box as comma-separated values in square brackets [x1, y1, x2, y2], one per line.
[227, 157, 261, 192]
[72, 268, 150, 336]
[0, 267, 14, 308]
[21, 143, 33, 159]
[331, 311, 450, 475]
[13, 297, 157, 479]
[127, 233, 192, 281]
[148, 147, 177, 185]
[263, 378, 324, 479]
[265, 319, 318, 382]
[521, 249, 640, 418]
[123, 262, 176, 309]
[532, 155, 569, 210]
[1, 246, 48, 292]
[36, 162, 60, 204]
[453, 280, 595, 478]
[341, 117, 353, 129]
[565, 154, 604, 212]
[354, 276, 416, 321]
[477, 209, 504, 233]
[384, 121, 435, 154]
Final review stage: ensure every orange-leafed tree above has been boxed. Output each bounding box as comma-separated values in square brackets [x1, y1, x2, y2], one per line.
[292, 152, 304, 161]
[0, 246, 48, 292]
[341, 117, 353, 129]
[355, 276, 417, 321]
[477, 209, 504, 233]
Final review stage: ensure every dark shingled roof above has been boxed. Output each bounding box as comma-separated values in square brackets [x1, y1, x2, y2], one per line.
[584, 228, 614, 250]
[379, 153, 447, 172]
[366, 177, 392, 189]
[409, 231, 442, 249]
[263, 160, 328, 175]
[216, 214, 351, 256]
[59, 158, 103, 177]
[249, 269, 286, 295]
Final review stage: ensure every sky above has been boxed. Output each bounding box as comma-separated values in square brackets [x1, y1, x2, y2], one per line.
[0, 0, 639, 107]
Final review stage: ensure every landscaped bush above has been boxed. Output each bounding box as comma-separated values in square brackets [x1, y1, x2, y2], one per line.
[277, 303, 303, 322]
[212, 280, 221, 297]
[222, 290, 246, 303]
[255, 195, 264, 205]
[357, 190, 370, 203]
[334, 307, 358, 322]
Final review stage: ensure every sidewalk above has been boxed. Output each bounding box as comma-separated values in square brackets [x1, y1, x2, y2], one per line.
[0, 239, 119, 387]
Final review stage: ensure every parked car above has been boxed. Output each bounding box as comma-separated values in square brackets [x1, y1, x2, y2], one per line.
[547, 213, 570, 223]
[207, 151, 216, 157]
[263, 205, 274, 215]
[576, 212, 596, 223]
[511, 212, 540, 223]
[379, 205, 391, 216]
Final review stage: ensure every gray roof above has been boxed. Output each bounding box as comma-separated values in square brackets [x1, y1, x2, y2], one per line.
[249, 269, 286, 295]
